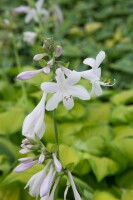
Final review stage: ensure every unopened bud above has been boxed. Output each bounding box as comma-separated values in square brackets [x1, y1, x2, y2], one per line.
[55, 45, 62, 57]
[17, 69, 43, 80]
[52, 153, 62, 172]
[38, 153, 45, 164]
[43, 66, 50, 74]
[47, 59, 54, 66]
[33, 53, 45, 61]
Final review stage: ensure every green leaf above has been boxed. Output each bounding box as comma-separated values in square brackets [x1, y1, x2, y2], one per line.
[39, 59, 47, 67]
[122, 190, 133, 200]
[116, 170, 133, 189]
[93, 191, 120, 200]
[89, 155, 120, 181]
[0, 107, 25, 134]
[110, 105, 133, 125]
[59, 144, 82, 167]
[111, 90, 133, 105]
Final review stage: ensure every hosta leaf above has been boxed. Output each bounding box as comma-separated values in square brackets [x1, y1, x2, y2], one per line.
[0, 107, 25, 134]
[89, 155, 120, 181]
[111, 90, 133, 105]
[116, 170, 133, 189]
[122, 190, 133, 200]
[93, 191, 120, 200]
[110, 105, 133, 125]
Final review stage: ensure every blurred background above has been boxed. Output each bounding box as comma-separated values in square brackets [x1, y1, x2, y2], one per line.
[0, 0, 133, 199]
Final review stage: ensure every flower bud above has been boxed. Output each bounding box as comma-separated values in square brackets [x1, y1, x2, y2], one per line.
[14, 160, 38, 173]
[17, 69, 43, 80]
[33, 54, 45, 61]
[47, 59, 54, 66]
[43, 66, 50, 74]
[55, 45, 62, 57]
[38, 153, 45, 164]
[52, 153, 62, 173]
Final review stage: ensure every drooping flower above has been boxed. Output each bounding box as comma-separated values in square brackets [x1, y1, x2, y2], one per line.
[67, 171, 82, 200]
[22, 93, 47, 139]
[40, 177, 60, 200]
[23, 31, 37, 45]
[52, 153, 62, 172]
[25, 161, 52, 197]
[14, 0, 49, 24]
[41, 68, 90, 110]
[82, 51, 115, 96]
[40, 165, 56, 197]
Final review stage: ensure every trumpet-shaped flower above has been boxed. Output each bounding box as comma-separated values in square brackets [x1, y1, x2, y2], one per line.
[14, 0, 49, 24]
[22, 93, 47, 139]
[68, 171, 82, 200]
[41, 68, 90, 110]
[40, 165, 56, 197]
[25, 161, 51, 197]
[82, 51, 115, 96]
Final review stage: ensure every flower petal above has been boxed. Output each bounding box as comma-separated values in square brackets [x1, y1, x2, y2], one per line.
[55, 68, 65, 84]
[83, 58, 95, 67]
[63, 96, 74, 110]
[41, 82, 58, 93]
[80, 69, 95, 80]
[91, 82, 102, 96]
[68, 171, 82, 200]
[69, 85, 90, 100]
[66, 70, 81, 85]
[40, 166, 55, 197]
[49, 177, 60, 200]
[22, 93, 46, 138]
[25, 161, 51, 197]
[96, 51, 105, 68]
[36, 0, 44, 11]
[46, 92, 62, 111]
[25, 9, 35, 23]
[43, 66, 50, 74]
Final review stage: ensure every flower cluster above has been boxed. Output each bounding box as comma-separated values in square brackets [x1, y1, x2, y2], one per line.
[15, 37, 114, 199]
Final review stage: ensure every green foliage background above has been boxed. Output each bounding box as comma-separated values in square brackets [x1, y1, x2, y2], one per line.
[0, 0, 133, 199]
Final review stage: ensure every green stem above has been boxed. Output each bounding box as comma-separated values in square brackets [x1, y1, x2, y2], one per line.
[53, 109, 59, 158]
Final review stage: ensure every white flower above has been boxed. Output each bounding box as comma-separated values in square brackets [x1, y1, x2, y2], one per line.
[83, 51, 105, 70]
[40, 165, 56, 197]
[48, 177, 60, 200]
[22, 93, 47, 139]
[52, 153, 62, 172]
[41, 68, 90, 110]
[41, 177, 60, 200]
[82, 51, 115, 96]
[25, 161, 51, 197]
[68, 171, 82, 200]
[14, 0, 49, 24]
[23, 31, 37, 45]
